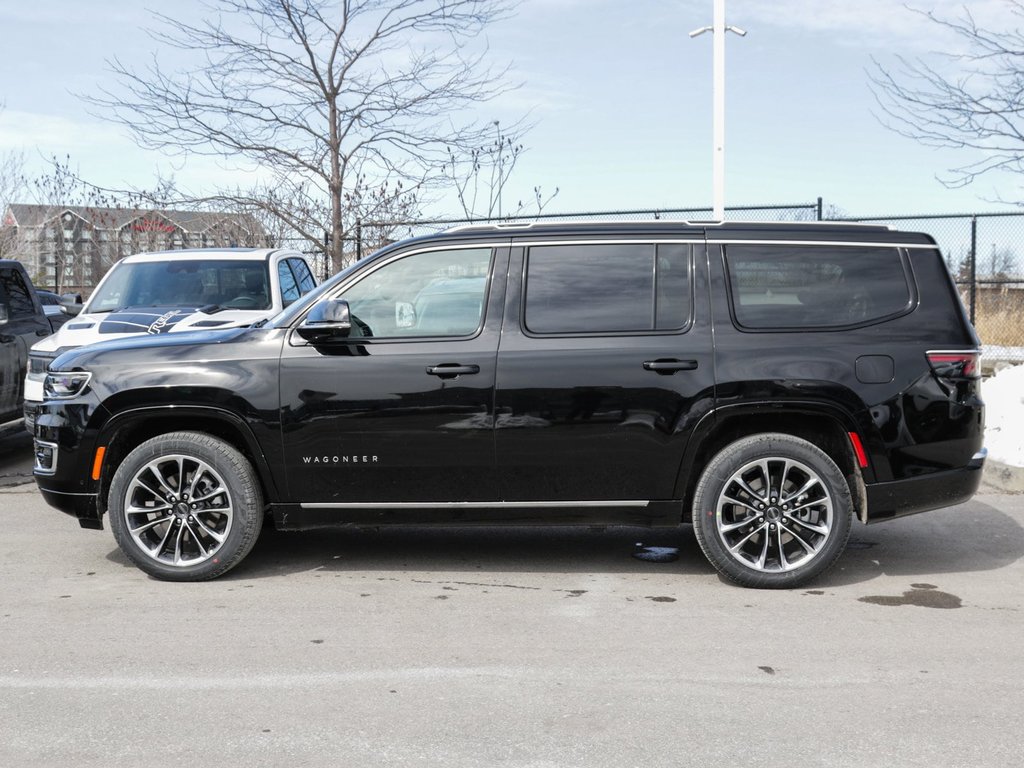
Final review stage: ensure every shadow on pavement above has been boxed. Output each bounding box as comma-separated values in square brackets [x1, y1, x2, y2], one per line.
[818, 498, 1024, 587]
[104, 523, 715, 579]
[0, 427, 34, 488]
[98, 497, 1024, 587]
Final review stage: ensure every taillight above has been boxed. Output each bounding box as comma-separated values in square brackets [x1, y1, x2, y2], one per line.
[926, 351, 980, 379]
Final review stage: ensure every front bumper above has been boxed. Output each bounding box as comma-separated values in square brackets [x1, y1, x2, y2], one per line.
[864, 449, 987, 523]
[38, 486, 102, 528]
[23, 399, 40, 434]
[32, 396, 106, 528]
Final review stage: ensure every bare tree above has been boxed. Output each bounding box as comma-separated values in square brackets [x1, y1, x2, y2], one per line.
[441, 119, 557, 220]
[86, 0, 521, 271]
[988, 244, 1017, 278]
[0, 104, 28, 259]
[869, 3, 1024, 191]
[233, 173, 416, 280]
[28, 156, 124, 292]
[0, 153, 26, 259]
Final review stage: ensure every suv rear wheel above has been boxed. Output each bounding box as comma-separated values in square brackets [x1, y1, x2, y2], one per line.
[108, 432, 263, 581]
[692, 433, 853, 588]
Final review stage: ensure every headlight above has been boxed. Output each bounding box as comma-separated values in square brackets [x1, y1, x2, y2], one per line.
[28, 354, 54, 376]
[43, 372, 92, 399]
[29, 348, 71, 377]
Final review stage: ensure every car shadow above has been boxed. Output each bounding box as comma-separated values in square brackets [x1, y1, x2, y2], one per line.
[0, 428, 35, 488]
[228, 524, 715, 579]
[103, 522, 714, 578]
[102, 498, 1024, 587]
[814, 497, 1024, 588]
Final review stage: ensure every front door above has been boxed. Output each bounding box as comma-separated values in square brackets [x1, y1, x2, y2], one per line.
[0, 267, 50, 420]
[280, 245, 507, 505]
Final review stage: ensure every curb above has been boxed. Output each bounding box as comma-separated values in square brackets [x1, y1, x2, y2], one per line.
[982, 458, 1024, 494]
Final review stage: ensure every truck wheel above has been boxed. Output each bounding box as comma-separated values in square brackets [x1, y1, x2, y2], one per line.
[692, 433, 853, 589]
[108, 432, 263, 581]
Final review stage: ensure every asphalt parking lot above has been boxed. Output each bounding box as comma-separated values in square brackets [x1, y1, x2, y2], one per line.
[1, 429, 1022, 767]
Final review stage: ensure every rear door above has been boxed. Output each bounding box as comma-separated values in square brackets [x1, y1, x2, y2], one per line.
[493, 237, 714, 509]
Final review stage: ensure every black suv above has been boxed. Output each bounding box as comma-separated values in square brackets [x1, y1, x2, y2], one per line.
[32, 222, 985, 587]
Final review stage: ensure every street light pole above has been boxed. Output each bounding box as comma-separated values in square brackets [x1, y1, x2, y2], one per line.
[690, 0, 746, 220]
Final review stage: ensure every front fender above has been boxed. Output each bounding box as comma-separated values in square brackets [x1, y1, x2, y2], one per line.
[94, 401, 282, 505]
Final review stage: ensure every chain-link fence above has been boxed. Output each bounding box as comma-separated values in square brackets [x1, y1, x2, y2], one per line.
[275, 202, 824, 283]
[278, 201, 1024, 363]
[840, 212, 1024, 364]
[388, 201, 825, 239]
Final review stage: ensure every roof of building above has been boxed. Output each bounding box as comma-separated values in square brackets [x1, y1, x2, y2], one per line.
[3, 204, 263, 234]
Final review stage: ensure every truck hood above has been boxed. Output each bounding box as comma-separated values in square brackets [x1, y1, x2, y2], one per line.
[32, 305, 267, 353]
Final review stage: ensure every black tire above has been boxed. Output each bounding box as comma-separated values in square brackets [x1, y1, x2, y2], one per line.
[691, 433, 853, 589]
[108, 431, 264, 581]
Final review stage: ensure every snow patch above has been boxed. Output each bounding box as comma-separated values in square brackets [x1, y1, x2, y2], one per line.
[982, 364, 1024, 468]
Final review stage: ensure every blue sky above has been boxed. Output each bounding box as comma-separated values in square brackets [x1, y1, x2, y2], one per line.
[1, 0, 1021, 218]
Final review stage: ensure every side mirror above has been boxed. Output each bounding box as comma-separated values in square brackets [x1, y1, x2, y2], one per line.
[60, 296, 84, 317]
[296, 298, 352, 343]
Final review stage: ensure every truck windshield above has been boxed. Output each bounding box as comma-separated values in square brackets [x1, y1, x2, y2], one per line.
[87, 260, 272, 312]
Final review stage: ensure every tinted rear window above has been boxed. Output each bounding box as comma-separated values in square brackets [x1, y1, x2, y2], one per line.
[524, 243, 691, 334]
[724, 245, 912, 329]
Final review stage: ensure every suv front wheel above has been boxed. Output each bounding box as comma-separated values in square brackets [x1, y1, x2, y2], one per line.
[108, 432, 264, 581]
[692, 433, 853, 588]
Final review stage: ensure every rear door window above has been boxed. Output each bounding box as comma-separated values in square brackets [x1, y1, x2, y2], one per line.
[523, 243, 691, 335]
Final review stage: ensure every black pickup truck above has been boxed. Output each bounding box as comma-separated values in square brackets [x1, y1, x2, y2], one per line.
[0, 260, 53, 427]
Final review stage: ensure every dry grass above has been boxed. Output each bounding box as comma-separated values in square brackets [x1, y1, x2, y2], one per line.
[974, 307, 1024, 347]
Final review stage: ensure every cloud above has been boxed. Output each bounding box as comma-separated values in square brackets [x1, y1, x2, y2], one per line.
[0, 111, 115, 154]
[0, 0, 154, 28]
[719, 0, 1021, 50]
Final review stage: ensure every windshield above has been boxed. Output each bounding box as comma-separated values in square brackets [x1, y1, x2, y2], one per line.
[87, 259, 272, 313]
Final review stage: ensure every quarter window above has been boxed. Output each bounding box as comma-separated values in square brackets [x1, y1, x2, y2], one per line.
[524, 243, 691, 334]
[724, 245, 912, 329]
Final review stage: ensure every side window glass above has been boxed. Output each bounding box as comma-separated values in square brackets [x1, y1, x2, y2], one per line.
[339, 248, 492, 338]
[524, 244, 691, 334]
[655, 244, 690, 330]
[278, 261, 301, 306]
[291, 259, 317, 294]
[725, 245, 912, 329]
[0, 268, 36, 318]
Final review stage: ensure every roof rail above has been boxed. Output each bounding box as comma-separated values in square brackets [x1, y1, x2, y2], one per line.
[442, 219, 897, 233]
[444, 221, 539, 233]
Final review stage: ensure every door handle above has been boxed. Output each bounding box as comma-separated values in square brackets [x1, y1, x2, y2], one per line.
[426, 364, 480, 379]
[643, 359, 698, 374]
